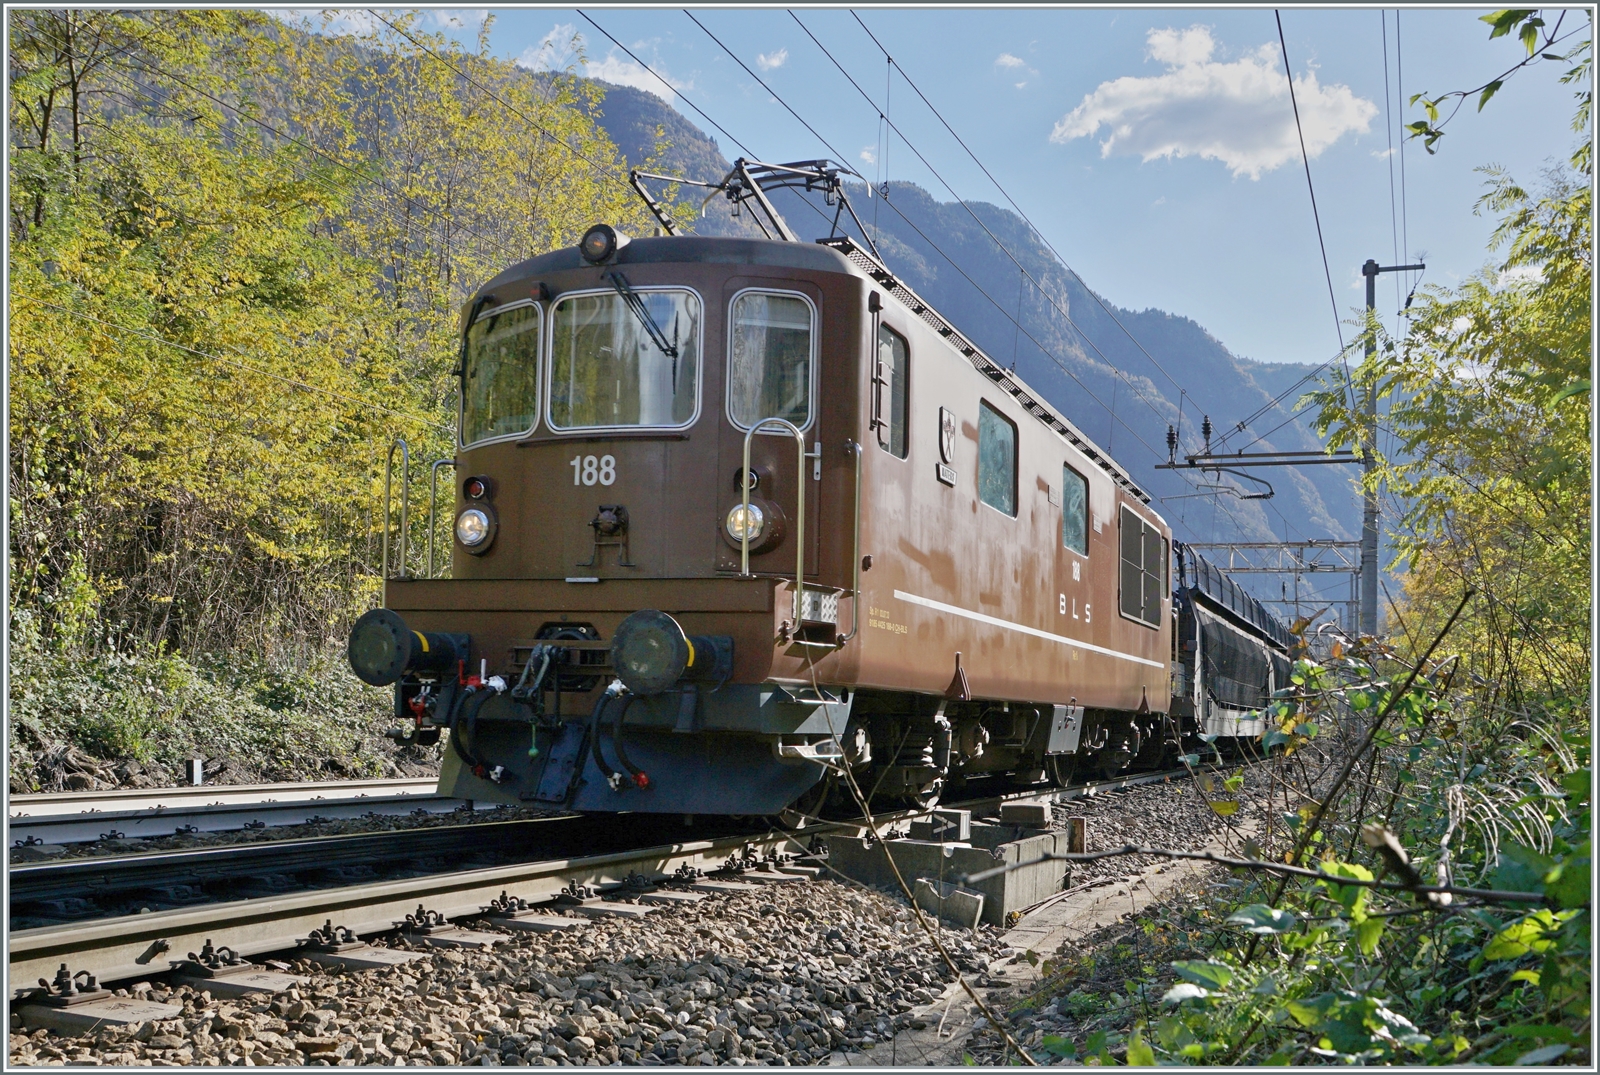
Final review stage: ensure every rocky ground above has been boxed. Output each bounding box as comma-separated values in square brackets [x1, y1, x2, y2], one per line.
[1047, 761, 1280, 892]
[7, 759, 1307, 1067]
[9, 876, 1012, 1067]
[959, 873, 1238, 1065]
[949, 759, 1337, 1064]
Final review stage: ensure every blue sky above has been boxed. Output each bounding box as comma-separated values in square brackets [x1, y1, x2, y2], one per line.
[301, 6, 1588, 368]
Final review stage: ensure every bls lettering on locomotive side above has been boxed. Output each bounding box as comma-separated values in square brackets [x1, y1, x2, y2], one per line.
[348, 164, 1293, 817]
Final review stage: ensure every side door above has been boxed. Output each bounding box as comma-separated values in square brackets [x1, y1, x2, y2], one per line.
[714, 280, 823, 583]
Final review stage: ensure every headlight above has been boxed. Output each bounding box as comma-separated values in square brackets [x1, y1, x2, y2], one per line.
[725, 502, 765, 543]
[456, 507, 491, 547]
[579, 223, 629, 264]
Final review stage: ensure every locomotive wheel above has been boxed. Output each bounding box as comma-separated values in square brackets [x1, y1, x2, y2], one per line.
[904, 777, 944, 810]
[1097, 722, 1142, 779]
[776, 772, 837, 830]
[1046, 753, 1076, 788]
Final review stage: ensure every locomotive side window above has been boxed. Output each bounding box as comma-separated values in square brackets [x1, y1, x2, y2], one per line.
[977, 401, 1017, 517]
[1119, 504, 1165, 627]
[1061, 465, 1088, 555]
[461, 302, 542, 447]
[548, 289, 701, 431]
[728, 290, 814, 430]
[876, 325, 910, 458]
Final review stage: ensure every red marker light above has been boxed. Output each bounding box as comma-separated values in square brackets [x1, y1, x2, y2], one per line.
[634, 772, 651, 789]
[465, 478, 487, 499]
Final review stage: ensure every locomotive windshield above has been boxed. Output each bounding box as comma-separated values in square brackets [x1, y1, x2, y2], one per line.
[461, 302, 542, 446]
[729, 291, 813, 429]
[549, 289, 701, 430]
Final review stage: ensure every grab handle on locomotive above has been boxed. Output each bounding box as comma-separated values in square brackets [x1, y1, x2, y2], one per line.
[836, 438, 864, 646]
[382, 437, 410, 583]
[425, 457, 456, 577]
[739, 418, 809, 623]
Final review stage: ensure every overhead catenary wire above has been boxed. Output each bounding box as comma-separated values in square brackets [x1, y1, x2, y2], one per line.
[1396, 11, 1414, 297]
[689, 15, 1145, 451]
[790, 12, 1187, 445]
[577, 10, 756, 161]
[574, 10, 865, 248]
[782, 15, 1286, 539]
[805, 10, 1309, 541]
[687, 11, 1271, 545]
[1274, 10, 1355, 419]
[367, 10, 638, 198]
[1382, 11, 1404, 319]
[846, 10, 1203, 421]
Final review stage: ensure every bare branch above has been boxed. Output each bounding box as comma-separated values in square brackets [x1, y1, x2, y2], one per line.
[956, 843, 1554, 905]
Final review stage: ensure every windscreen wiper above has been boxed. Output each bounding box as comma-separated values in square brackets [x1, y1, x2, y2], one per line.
[453, 294, 496, 378]
[606, 272, 680, 387]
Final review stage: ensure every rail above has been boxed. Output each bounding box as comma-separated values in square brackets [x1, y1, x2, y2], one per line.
[9, 778, 454, 846]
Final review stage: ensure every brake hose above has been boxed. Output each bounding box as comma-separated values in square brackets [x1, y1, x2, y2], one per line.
[451, 688, 494, 773]
[588, 688, 623, 788]
[611, 694, 650, 789]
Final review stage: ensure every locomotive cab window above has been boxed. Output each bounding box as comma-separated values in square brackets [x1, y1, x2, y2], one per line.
[1119, 505, 1165, 627]
[548, 288, 701, 431]
[978, 401, 1017, 517]
[875, 324, 909, 458]
[461, 301, 542, 447]
[728, 290, 814, 430]
[1062, 464, 1088, 555]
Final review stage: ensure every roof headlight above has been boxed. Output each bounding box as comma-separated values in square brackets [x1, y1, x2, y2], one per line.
[456, 507, 492, 549]
[725, 502, 765, 543]
[579, 223, 629, 264]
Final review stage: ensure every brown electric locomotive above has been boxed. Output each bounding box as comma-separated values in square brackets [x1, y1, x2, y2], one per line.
[348, 161, 1179, 817]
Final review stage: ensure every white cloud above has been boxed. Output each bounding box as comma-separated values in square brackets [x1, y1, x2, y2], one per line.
[1371, 147, 1396, 159]
[859, 145, 877, 166]
[517, 24, 684, 103]
[1146, 25, 1215, 67]
[996, 51, 1037, 86]
[757, 48, 788, 71]
[1498, 264, 1545, 288]
[265, 9, 380, 36]
[426, 10, 490, 33]
[519, 24, 580, 72]
[1050, 25, 1376, 180]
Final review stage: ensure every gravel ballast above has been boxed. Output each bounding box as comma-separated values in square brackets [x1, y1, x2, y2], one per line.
[9, 877, 1011, 1066]
[10, 762, 1299, 1066]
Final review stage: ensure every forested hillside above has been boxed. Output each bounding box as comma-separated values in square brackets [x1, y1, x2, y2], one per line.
[6, 11, 658, 788]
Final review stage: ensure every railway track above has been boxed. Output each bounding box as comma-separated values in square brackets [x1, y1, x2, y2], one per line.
[8, 766, 1195, 992]
[9, 777, 456, 847]
[8, 813, 759, 929]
